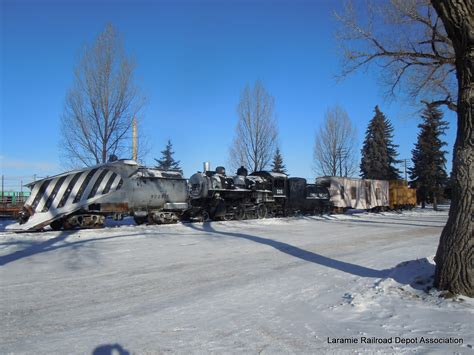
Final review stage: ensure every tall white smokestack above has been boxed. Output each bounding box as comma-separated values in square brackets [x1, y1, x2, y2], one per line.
[203, 162, 210, 172]
[132, 117, 137, 161]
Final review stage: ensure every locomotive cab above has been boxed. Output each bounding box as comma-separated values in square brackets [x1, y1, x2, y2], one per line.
[249, 171, 288, 197]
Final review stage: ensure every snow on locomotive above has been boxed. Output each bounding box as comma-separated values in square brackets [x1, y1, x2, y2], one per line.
[11, 160, 189, 231]
[188, 163, 330, 220]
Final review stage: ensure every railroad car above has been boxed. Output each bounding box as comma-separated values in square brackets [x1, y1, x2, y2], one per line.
[13, 160, 188, 231]
[315, 176, 389, 212]
[286, 177, 330, 215]
[389, 180, 417, 210]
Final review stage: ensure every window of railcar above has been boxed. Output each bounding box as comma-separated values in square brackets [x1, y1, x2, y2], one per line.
[376, 188, 381, 199]
[274, 179, 285, 188]
[351, 186, 357, 199]
[340, 186, 345, 198]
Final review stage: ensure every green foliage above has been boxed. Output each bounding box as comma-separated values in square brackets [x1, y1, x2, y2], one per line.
[409, 104, 448, 205]
[271, 147, 287, 174]
[154, 139, 181, 171]
[360, 106, 401, 179]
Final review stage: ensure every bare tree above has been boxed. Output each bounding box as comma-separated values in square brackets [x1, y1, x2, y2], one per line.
[336, 0, 473, 296]
[335, 0, 457, 111]
[60, 24, 145, 167]
[430, 0, 473, 297]
[313, 105, 358, 177]
[229, 81, 278, 173]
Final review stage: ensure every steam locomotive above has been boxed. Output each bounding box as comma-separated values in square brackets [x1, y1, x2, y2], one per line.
[187, 165, 330, 220]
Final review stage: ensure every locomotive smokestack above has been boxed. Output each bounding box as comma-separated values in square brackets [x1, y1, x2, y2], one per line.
[203, 162, 210, 172]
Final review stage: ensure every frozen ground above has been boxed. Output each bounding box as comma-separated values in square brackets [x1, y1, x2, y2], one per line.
[0, 207, 472, 354]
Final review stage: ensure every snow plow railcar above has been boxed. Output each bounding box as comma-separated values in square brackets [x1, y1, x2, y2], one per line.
[12, 160, 189, 231]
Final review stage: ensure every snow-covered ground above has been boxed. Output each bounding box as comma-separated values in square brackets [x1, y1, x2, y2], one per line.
[0, 207, 472, 354]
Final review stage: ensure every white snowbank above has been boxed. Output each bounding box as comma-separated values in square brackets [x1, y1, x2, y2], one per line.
[0, 206, 472, 353]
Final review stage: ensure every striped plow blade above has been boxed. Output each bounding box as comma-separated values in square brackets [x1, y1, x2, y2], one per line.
[8, 167, 123, 231]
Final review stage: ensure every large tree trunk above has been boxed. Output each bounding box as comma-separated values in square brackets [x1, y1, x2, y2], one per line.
[431, 0, 473, 297]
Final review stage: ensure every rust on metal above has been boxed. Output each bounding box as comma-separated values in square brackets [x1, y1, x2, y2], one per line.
[99, 203, 129, 213]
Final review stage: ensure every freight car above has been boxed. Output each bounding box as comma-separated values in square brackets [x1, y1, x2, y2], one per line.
[389, 180, 417, 210]
[13, 160, 188, 231]
[315, 176, 389, 213]
[0, 191, 31, 219]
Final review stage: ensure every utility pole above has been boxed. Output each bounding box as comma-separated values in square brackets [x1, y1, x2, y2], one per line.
[1, 175, 3, 203]
[337, 148, 349, 177]
[132, 117, 137, 161]
[336, 148, 342, 177]
[401, 158, 410, 182]
[404, 159, 407, 181]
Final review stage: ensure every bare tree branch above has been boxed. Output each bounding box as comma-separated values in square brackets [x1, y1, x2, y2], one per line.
[313, 105, 358, 177]
[335, 0, 457, 111]
[60, 24, 146, 168]
[228, 81, 278, 173]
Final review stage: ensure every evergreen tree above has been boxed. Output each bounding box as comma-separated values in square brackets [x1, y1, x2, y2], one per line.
[271, 147, 287, 174]
[360, 106, 400, 179]
[409, 104, 448, 210]
[154, 139, 181, 171]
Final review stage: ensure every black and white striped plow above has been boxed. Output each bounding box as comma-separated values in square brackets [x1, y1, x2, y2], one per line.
[9, 165, 124, 231]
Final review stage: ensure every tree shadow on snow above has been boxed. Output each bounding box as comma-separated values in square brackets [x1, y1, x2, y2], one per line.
[184, 222, 434, 291]
[0, 230, 150, 267]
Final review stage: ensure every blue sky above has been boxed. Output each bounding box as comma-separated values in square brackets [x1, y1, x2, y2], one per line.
[0, 0, 456, 190]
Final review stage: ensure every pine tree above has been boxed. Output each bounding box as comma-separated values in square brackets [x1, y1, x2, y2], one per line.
[360, 106, 400, 180]
[409, 104, 448, 210]
[154, 139, 181, 171]
[271, 147, 287, 174]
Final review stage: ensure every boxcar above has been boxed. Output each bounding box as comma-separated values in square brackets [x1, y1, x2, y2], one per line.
[315, 177, 389, 212]
[388, 180, 417, 209]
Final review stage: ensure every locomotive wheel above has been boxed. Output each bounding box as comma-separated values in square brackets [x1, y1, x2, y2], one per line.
[134, 215, 148, 225]
[50, 219, 63, 231]
[256, 204, 267, 219]
[201, 210, 210, 222]
[313, 206, 322, 216]
[234, 206, 245, 220]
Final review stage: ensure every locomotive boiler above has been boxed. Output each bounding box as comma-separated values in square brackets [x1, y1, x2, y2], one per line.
[12, 160, 189, 231]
